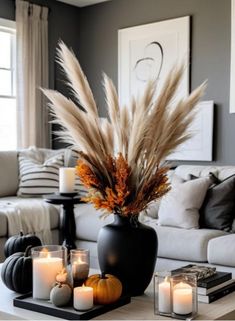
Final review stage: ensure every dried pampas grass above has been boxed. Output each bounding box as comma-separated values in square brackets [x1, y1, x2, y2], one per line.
[43, 41, 206, 216]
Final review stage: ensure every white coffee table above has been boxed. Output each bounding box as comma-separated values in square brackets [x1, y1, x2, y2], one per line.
[1, 265, 235, 320]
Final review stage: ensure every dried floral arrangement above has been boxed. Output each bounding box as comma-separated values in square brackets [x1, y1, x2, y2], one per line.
[43, 41, 206, 217]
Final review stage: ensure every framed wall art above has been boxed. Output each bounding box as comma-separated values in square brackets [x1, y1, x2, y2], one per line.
[167, 100, 214, 161]
[118, 16, 190, 106]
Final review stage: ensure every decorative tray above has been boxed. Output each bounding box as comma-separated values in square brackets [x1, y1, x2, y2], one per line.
[13, 294, 131, 320]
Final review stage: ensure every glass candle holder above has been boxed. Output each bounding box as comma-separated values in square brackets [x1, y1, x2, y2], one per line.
[154, 271, 172, 317]
[71, 249, 90, 287]
[32, 245, 66, 300]
[171, 273, 198, 320]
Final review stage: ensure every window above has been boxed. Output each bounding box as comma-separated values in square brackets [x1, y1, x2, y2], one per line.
[0, 18, 16, 151]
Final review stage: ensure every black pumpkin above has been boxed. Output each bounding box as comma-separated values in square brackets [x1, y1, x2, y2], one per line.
[1, 246, 32, 293]
[4, 231, 42, 258]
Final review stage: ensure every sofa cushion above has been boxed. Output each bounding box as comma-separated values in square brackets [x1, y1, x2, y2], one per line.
[208, 234, 235, 267]
[200, 175, 235, 231]
[141, 216, 227, 262]
[0, 151, 18, 197]
[0, 197, 60, 237]
[74, 203, 114, 242]
[17, 147, 64, 197]
[158, 176, 212, 229]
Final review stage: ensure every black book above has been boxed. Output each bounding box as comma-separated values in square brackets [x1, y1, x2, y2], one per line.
[197, 271, 232, 289]
[171, 266, 232, 289]
[198, 281, 235, 303]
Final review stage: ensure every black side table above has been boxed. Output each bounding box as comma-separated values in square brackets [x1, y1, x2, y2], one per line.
[44, 193, 82, 252]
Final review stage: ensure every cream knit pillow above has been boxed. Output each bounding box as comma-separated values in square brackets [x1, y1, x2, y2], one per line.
[158, 176, 212, 229]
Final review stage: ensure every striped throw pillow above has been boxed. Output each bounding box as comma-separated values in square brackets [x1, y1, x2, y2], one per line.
[17, 148, 64, 197]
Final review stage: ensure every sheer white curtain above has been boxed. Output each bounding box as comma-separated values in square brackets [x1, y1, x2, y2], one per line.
[16, 0, 50, 149]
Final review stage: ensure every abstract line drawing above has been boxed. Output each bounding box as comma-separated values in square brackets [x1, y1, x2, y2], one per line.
[133, 41, 164, 83]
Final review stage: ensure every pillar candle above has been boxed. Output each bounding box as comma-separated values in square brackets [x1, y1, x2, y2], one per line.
[59, 167, 76, 193]
[74, 286, 93, 311]
[173, 282, 193, 315]
[158, 277, 171, 313]
[33, 253, 63, 300]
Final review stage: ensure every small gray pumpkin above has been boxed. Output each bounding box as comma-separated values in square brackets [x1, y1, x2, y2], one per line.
[50, 283, 72, 307]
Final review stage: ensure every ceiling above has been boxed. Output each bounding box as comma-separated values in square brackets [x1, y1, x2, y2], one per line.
[57, 0, 110, 7]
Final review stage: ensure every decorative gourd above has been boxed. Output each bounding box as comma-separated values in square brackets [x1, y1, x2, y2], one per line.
[50, 283, 72, 307]
[4, 231, 42, 258]
[85, 273, 122, 305]
[1, 246, 32, 293]
[56, 267, 69, 284]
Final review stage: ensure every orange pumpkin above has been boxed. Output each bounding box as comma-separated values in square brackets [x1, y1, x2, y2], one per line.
[85, 273, 122, 305]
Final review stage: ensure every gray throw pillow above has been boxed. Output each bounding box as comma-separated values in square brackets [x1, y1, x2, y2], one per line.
[199, 175, 235, 231]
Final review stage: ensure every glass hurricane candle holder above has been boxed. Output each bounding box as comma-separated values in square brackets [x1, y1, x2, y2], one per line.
[154, 271, 172, 317]
[171, 273, 198, 320]
[71, 249, 90, 287]
[32, 245, 66, 300]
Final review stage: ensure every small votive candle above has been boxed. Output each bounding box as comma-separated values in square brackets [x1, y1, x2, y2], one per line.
[71, 249, 89, 287]
[59, 167, 76, 193]
[74, 286, 93, 311]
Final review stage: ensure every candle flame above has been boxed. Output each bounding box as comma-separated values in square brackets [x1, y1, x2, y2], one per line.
[40, 247, 51, 258]
[77, 257, 85, 264]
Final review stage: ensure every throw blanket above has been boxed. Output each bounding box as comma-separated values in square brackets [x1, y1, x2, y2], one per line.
[0, 199, 52, 244]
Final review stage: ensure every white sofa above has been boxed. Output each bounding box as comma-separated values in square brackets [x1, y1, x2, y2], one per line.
[1, 149, 235, 276]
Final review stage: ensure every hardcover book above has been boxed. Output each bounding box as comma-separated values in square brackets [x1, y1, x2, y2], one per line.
[198, 281, 235, 303]
[197, 271, 232, 289]
[198, 279, 235, 295]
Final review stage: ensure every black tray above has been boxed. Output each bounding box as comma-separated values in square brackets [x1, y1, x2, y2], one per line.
[13, 294, 131, 320]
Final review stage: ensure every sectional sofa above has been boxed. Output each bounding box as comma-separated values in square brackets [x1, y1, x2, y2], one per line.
[0, 148, 235, 277]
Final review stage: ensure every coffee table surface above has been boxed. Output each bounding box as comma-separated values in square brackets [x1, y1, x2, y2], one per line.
[1, 265, 235, 320]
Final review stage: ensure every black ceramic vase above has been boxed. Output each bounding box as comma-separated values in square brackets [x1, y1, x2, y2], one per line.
[97, 214, 158, 296]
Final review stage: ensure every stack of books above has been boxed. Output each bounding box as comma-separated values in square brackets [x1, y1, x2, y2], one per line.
[172, 265, 235, 303]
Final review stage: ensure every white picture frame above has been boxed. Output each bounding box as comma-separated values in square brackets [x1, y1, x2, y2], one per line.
[230, 0, 235, 113]
[167, 101, 214, 161]
[118, 16, 190, 106]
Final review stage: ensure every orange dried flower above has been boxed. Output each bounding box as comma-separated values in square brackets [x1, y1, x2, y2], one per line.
[76, 159, 99, 188]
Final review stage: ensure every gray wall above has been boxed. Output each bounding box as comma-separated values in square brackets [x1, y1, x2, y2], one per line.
[79, 0, 235, 165]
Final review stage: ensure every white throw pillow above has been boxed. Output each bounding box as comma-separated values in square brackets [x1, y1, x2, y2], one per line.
[17, 147, 64, 197]
[158, 176, 212, 229]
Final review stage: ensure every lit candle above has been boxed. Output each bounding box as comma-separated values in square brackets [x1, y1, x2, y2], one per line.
[59, 167, 76, 193]
[173, 282, 193, 315]
[33, 249, 63, 300]
[72, 257, 89, 287]
[74, 286, 93, 311]
[158, 277, 171, 313]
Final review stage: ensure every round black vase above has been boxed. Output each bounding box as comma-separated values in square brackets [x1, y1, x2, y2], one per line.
[97, 214, 158, 296]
